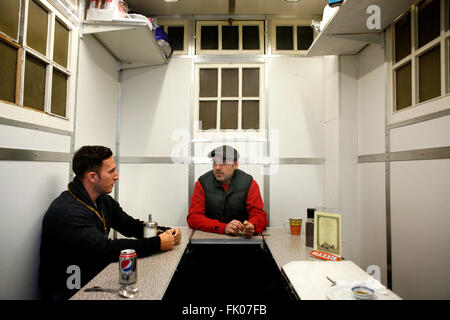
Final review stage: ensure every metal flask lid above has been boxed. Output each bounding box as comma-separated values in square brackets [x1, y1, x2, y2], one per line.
[147, 214, 158, 228]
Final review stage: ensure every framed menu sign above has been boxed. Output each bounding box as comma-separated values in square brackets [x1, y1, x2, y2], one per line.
[313, 211, 342, 257]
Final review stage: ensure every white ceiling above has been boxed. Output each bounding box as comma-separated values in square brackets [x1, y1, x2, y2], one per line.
[125, 0, 328, 16]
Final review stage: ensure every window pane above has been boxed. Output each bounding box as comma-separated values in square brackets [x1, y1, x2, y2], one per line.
[276, 26, 293, 50]
[54, 19, 69, 68]
[168, 26, 184, 51]
[51, 69, 67, 117]
[199, 101, 217, 130]
[201, 26, 218, 50]
[0, 0, 21, 40]
[220, 101, 238, 129]
[221, 68, 238, 97]
[199, 68, 218, 97]
[419, 45, 441, 102]
[242, 101, 259, 129]
[243, 26, 260, 50]
[242, 68, 259, 97]
[418, 0, 440, 48]
[24, 54, 46, 111]
[0, 40, 18, 103]
[395, 13, 411, 62]
[27, 0, 48, 56]
[222, 26, 238, 50]
[297, 26, 313, 50]
[395, 62, 412, 111]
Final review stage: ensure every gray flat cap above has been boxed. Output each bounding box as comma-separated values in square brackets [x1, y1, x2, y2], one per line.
[207, 145, 239, 161]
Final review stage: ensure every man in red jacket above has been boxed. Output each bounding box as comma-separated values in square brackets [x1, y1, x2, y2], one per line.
[187, 145, 267, 237]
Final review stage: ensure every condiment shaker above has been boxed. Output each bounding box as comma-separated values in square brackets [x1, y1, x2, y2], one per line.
[144, 214, 158, 238]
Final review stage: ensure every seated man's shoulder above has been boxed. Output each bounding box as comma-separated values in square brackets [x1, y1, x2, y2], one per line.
[45, 191, 83, 221]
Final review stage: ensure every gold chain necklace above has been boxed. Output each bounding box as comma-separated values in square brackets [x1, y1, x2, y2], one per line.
[67, 185, 107, 232]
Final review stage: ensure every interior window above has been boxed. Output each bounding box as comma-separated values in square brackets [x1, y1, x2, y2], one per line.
[51, 69, 68, 117]
[395, 13, 411, 62]
[54, 19, 69, 68]
[27, 0, 49, 56]
[0, 0, 21, 40]
[0, 40, 18, 103]
[24, 54, 47, 112]
[418, 45, 441, 102]
[276, 26, 294, 50]
[417, 0, 440, 48]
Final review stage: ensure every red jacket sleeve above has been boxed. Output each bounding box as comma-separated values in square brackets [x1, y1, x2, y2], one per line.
[246, 180, 268, 233]
[187, 181, 227, 234]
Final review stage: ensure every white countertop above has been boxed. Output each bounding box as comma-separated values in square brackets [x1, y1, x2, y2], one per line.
[282, 260, 401, 300]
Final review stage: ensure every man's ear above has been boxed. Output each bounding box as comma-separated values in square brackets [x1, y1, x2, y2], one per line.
[85, 171, 98, 184]
[233, 161, 239, 169]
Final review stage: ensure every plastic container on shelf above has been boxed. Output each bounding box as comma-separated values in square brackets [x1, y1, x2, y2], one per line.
[85, 0, 129, 21]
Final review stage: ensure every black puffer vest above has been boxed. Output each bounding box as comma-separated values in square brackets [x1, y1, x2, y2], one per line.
[198, 169, 253, 223]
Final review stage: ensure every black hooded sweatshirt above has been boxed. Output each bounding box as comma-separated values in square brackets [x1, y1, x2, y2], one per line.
[39, 177, 161, 300]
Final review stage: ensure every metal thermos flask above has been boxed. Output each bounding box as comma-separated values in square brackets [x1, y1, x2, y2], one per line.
[144, 214, 158, 238]
[306, 208, 315, 247]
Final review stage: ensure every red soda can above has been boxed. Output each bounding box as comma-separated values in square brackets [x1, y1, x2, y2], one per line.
[119, 249, 137, 285]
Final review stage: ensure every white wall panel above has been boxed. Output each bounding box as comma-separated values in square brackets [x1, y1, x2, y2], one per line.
[270, 165, 324, 227]
[390, 115, 450, 152]
[339, 55, 359, 262]
[324, 118, 339, 209]
[0, 161, 70, 299]
[391, 160, 450, 299]
[117, 164, 189, 228]
[357, 163, 387, 286]
[0, 124, 71, 152]
[268, 57, 324, 158]
[120, 59, 191, 157]
[75, 35, 119, 152]
[357, 44, 386, 155]
[323, 56, 340, 122]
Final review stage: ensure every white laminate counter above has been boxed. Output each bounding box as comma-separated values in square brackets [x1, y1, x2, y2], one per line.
[70, 227, 400, 300]
[70, 228, 192, 300]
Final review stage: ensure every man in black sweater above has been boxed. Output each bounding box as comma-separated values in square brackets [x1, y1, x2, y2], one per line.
[39, 145, 180, 300]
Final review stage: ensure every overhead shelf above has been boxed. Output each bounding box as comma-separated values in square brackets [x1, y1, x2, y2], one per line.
[306, 0, 417, 57]
[82, 20, 168, 69]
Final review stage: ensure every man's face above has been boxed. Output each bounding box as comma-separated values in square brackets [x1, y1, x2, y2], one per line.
[94, 156, 119, 195]
[212, 157, 238, 184]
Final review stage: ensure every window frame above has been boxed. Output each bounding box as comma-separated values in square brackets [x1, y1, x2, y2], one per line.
[0, 0, 77, 130]
[157, 19, 189, 55]
[195, 20, 265, 55]
[386, 0, 450, 125]
[270, 19, 316, 55]
[194, 62, 266, 140]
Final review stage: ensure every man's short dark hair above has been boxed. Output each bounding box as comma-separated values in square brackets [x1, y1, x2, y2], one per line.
[72, 146, 113, 178]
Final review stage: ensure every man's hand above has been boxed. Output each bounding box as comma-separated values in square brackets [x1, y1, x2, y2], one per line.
[165, 228, 181, 244]
[159, 232, 175, 251]
[224, 220, 244, 235]
[242, 220, 255, 238]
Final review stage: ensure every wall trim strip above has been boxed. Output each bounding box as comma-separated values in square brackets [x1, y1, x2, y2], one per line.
[358, 146, 450, 163]
[0, 117, 72, 136]
[119, 157, 325, 165]
[0, 147, 72, 162]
